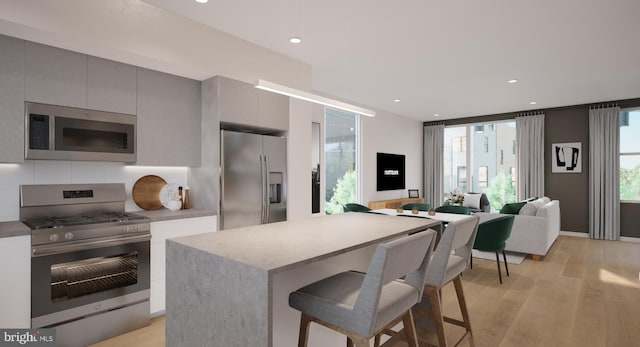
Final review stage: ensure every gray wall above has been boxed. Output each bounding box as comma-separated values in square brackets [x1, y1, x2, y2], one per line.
[434, 97, 640, 238]
[544, 106, 590, 233]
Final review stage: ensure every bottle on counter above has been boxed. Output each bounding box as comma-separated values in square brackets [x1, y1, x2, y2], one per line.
[178, 186, 184, 210]
[183, 186, 191, 209]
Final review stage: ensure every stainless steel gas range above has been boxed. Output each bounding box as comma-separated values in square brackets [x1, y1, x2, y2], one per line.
[20, 183, 151, 347]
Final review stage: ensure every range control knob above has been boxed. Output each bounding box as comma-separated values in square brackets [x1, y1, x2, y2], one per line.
[124, 225, 139, 233]
[64, 232, 74, 241]
[49, 233, 59, 242]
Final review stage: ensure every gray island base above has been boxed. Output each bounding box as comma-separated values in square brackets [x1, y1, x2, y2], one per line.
[166, 213, 440, 347]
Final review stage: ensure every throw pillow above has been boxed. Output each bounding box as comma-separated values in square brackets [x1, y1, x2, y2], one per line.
[500, 201, 526, 214]
[463, 193, 482, 209]
[519, 202, 538, 216]
[530, 197, 550, 210]
[521, 196, 538, 202]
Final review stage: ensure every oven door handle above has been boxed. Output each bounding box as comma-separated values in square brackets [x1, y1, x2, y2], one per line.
[32, 234, 151, 257]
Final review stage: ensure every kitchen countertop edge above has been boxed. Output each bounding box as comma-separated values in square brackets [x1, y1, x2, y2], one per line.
[133, 209, 216, 222]
[0, 209, 216, 239]
[0, 221, 31, 239]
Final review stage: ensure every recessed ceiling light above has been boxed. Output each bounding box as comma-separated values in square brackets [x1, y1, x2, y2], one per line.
[434, 113, 440, 117]
[530, 101, 537, 105]
[289, 37, 302, 44]
[508, 79, 518, 84]
[195, 0, 208, 3]
[393, 99, 401, 103]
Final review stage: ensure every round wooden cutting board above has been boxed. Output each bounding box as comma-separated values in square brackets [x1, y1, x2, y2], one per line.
[132, 175, 167, 210]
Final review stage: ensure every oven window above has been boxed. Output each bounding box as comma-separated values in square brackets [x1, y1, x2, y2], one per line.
[50, 252, 138, 302]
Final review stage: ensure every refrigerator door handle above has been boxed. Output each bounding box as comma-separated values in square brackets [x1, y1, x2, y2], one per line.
[264, 154, 271, 223]
[260, 154, 266, 224]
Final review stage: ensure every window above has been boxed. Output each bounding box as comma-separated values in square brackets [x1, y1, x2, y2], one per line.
[620, 109, 640, 201]
[324, 108, 360, 214]
[453, 136, 466, 152]
[457, 166, 467, 192]
[444, 127, 466, 194]
[444, 121, 516, 211]
[478, 166, 488, 187]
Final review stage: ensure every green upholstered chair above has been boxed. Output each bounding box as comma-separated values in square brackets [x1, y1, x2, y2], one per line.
[434, 205, 471, 215]
[401, 203, 431, 211]
[343, 203, 371, 213]
[472, 215, 515, 284]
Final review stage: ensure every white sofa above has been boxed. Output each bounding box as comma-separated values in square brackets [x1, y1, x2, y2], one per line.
[474, 197, 560, 259]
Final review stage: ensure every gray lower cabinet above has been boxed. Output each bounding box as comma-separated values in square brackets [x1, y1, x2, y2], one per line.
[25, 41, 87, 108]
[217, 76, 289, 131]
[0, 34, 25, 163]
[136, 68, 201, 166]
[87, 56, 137, 115]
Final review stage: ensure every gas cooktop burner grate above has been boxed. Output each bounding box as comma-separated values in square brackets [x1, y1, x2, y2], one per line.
[24, 212, 148, 230]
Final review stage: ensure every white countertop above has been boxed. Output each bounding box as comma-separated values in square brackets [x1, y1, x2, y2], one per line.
[169, 212, 439, 274]
[373, 208, 475, 223]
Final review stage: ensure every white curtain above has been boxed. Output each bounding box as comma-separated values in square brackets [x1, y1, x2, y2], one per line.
[589, 106, 620, 240]
[424, 123, 444, 208]
[516, 113, 545, 200]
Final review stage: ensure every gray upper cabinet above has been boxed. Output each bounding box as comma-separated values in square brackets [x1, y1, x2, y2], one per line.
[25, 42, 87, 108]
[217, 76, 289, 131]
[0, 35, 25, 163]
[87, 57, 137, 115]
[218, 76, 259, 127]
[258, 89, 289, 130]
[136, 68, 201, 166]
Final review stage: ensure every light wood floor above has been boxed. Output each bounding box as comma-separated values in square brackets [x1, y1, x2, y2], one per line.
[91, 236, 640, 347]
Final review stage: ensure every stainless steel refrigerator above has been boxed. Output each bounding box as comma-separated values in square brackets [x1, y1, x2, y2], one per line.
[221, 130, 287, 230]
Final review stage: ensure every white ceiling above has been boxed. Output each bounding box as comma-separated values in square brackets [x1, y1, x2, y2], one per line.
[144, 0, 640, 121]
[1, 0, 639, 122]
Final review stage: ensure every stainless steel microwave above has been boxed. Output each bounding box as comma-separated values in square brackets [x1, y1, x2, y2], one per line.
[25, 102, 136, 162]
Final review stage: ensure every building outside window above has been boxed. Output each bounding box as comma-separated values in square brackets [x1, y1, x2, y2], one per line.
[444, 121, 516, 211]
[324, 108, 360, 214]
[620, 109, 640, 201]
[478, 166, 488, 187]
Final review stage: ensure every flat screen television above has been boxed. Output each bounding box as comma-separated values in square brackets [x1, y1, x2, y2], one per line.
[376, 152, 405, 191]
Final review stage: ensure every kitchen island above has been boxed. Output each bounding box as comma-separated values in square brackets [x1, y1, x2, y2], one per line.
[165, 212, 440, 347]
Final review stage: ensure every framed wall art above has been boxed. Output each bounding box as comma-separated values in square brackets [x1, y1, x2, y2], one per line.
[552, 142, 582, 173]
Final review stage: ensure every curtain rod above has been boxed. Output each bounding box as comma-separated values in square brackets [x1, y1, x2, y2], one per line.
[590, 102, 619, 109]
[424, 121, 444, 127]
[515, 111, 544, 117]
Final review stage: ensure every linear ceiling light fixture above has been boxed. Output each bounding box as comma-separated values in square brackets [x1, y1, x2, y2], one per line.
[255, 80, 376, 117]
